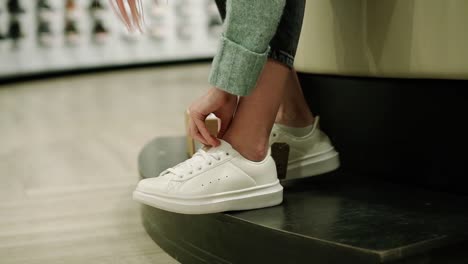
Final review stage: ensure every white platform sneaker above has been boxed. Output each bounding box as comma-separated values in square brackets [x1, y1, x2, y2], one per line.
[133, 140, 283, 214]
[269, 116, 340, 180]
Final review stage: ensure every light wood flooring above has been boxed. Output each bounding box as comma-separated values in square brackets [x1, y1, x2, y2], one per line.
[0, 64, 211, 264]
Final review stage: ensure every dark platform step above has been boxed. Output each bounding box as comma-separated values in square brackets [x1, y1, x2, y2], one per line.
[139, 137, 468, 264]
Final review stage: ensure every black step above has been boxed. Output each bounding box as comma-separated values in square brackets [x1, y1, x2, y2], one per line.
[138, 136, 468, 264]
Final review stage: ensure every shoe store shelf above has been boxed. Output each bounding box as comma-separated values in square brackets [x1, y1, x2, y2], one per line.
[0, 0, 221, 79]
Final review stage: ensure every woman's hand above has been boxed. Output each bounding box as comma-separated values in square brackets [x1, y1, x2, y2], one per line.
[188, 87, 238, 147]
[110, 0, 144, 32]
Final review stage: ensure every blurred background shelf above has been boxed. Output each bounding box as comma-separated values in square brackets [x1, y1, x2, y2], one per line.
[0, 0, 221, 80]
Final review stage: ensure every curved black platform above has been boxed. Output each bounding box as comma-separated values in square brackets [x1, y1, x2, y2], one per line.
[139, 136, 468, 264]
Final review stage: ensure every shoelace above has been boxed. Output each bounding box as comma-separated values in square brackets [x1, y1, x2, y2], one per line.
[161, 148, 226, 178]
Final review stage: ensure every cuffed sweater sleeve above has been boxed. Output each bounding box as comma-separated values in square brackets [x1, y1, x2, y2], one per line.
[208, 0, 286, 96]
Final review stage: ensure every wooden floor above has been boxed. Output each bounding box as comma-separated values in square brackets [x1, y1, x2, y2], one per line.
[0, 64, 211, 264]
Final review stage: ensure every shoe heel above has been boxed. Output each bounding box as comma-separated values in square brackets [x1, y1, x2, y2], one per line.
[287, 151, 340, 179]
[228, 183, 283, 211]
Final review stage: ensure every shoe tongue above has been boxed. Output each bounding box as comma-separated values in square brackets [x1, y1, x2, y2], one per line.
[160, 140, 235, 177]
[205, 139, 235, 154]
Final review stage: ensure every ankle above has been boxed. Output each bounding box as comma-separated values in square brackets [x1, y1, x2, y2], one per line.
[223, 134, 269, 162]
[275, 109, 315, 127]
[236, 142, 269, 162]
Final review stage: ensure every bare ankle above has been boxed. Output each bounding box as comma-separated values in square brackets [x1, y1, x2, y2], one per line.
[275, 108, 315, 127]
[239, 144, 269, 162]
[223, 135, 269, 162]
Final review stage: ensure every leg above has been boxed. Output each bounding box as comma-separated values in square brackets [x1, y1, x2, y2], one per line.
[223, 59, 290, 161]
[222, 0, 310, 160]
[268, 0, 314, 127]
[275, 69, 315, 127]
[215, 0, 312, 128]
[133, 1, 338, 215]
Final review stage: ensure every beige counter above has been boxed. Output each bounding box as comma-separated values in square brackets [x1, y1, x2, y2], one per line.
[295, 0, 468, 79]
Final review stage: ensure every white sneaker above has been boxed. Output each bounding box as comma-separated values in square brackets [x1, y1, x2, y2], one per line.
[133, 140, 283, 214]
[269, 116, 340, 179]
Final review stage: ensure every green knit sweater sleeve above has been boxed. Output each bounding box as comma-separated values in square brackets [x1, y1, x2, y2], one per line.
[208, 0, 286, 96]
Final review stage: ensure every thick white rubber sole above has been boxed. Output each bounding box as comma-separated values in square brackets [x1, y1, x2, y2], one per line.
[133, 181, 283, 214]
[286, 149, 340, 180]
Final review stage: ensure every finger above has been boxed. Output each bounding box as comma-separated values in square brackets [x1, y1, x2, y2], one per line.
[194, 118, 219, 146]
[194, 118, 220, 147]
[189, 109, 219, 146]
[193, 130, 209, 146]
[189, 118, 209, 145]
[217, 119, 230, 139]
[215, 110, 233, 139]
[128, 0, 143, 32]
[111, 0, 132, 30]
[214, 97, 237, 138]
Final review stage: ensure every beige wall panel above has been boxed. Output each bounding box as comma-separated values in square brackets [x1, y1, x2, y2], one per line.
[295, 0, 468, 79]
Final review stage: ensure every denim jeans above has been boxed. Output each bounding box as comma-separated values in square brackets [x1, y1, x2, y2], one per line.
[213, 0, 306, 68]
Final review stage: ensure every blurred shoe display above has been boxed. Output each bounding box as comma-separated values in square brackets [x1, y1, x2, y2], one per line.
[38, 20, 52, 34]
[89, 0, 105, 12]
[93, 20, 107, 34]
[37, 19, 53, 46]
[65, 0, 77, 13]
[0, 0, 218, 79]
[151, 0, 167, 17]
[177, 24, 192, 40]
[208, 15, 222, 37]
[92, 19, 108, 43]
[175, 2, 190, 18]
[0, 23, 6, 41]
[37, 0, 53, 11]
[7, 0, 25, 15]
[37, 0, 54, 20]
[150, 24, 167, 40]
[64, 19, 79, 44]
[8, 18, 24, 40]
[122, 29, 140, 43]
[65, 0, 80, 19]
